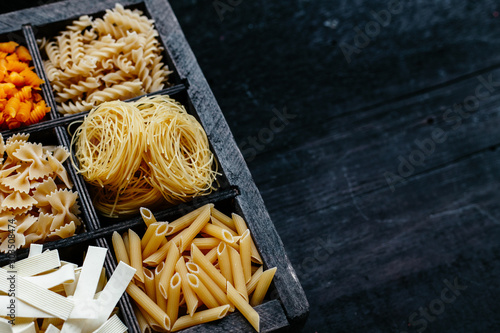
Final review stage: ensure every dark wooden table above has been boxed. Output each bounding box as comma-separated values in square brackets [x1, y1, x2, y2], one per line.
[3, 1, 500, 332]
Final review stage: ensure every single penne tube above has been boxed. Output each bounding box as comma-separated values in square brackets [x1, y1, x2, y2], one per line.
[239, 229, 252, 283]
[211, 207, 236, 230]
[143, 223, 168, 258]
[246, 266, 264, 295]
[143, 241, 169, 266]
[166, 272, 181, 324]
[216, 242, 233, 285]
[158, 243, 180, 298]
[201, 223, 234, 244]
[129, 229, 145, 283]
[127, 283, 171, 331]
[154, 262, 167, 312]
[123, 231, 130, 255]
[178, 205, 211, 253]
[166, 204, 211, 236]
[250, 267, 277, 307]
[140, 207, 157, 227]
[205, 247, 218, 264]
[141, 222, 161, 250]
[191, 243, 226, 290]
[228, 246, 248, 302]
[171, 304, 230, 332]
[186, 262, 233, 311]
[175, 257, 198, 316]
[211, 216, 238, 236]
[144, 268, 156, 302]
[187, 273, 219, 309]
[227, 282, 259, 332]
[138, 303, 168, 333]
[112, 231, 130, 265]
[232, 213, 262, 264]
[191, 237, 220, 250]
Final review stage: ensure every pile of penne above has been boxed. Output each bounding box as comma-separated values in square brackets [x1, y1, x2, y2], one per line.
[112, 204, 277, 332]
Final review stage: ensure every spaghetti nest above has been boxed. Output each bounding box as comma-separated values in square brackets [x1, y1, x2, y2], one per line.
[71, 95, 218, 217]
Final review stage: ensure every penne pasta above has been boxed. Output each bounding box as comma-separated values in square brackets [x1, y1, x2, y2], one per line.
[143, 223, 168, 258]
[144, 268, 156, 302]
[227, 282, 259, 332]
[140, 207, 157, 227]
[158, 243, 179, 298]
[205, 247, 218, 264]
[186, 262, 233, 311]
[174, 257, 198, 316]
[191, 243, 226, 290]
[141, 222, 161, 250]
[186, 273, 219, 309]
[250, 267, 277, 307]
[171, 305, 230, 332]
[232, 213, 262, 264]
[239, 229, 252, 283]
[217, 242, 233, 285]
[246, 266, 263, 295]
[178, 205, 211, 253]
[166, 272, 181, 324]
[112, 231, 130, 265]
[211, 207, 236, 230]
[154, 262, 167, 312]
[191, 237, 220, 250]
[228, 245, 248, 302]
[129, 229, 145, 283]
[166, 205, 210, 236]
[143, 241, 169, 266]
[127, 283, 171, 331]
[211, 216, 238, 236]
[201, 223, 234, 244]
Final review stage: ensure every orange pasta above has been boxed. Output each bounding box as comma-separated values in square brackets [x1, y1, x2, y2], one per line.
[0, 42, 49, 129]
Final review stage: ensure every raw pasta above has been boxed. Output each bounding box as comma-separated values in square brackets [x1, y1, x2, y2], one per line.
[72, 95, 218, 217]
[113, 204, 276, 332]
[41, 4, 172, 114]
[0, 133, 81, 252]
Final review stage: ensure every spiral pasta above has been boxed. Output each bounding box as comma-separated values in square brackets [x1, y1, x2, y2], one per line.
[42, 3, 172, 115]
[72, 95, 218, 217]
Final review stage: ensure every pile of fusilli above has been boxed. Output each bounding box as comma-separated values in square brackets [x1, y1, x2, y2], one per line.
[39, 4, 171, 115]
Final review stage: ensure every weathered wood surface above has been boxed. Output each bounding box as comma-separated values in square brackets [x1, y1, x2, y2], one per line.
[3, 0, 500, 332]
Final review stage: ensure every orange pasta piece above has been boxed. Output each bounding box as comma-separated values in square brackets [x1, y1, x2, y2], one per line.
[13, 86, 32, 102]
[7, 119, 21, 129]
[5, 53, 18, 62]
[16, 101, 32, 122]
[27, 100, 49, 125]
[16, 45, 32, 62]
[0, 41, 18, 53]
[0, 51, 8, 59]
[1, 83, 16, 96]
[20, 68, 44, 88]
[6, 59, 29, 73]
[8, 72, 25, 87]
[4, 96, 20, 119]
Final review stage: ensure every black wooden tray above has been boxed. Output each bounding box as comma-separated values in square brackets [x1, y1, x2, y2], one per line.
[0, 0, 309, 331]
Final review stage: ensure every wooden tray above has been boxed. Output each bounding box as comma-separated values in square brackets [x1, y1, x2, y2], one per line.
[0, 0, 309, 331]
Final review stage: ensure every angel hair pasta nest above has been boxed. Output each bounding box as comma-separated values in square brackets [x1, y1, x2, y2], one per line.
[71, 95, 219, 218]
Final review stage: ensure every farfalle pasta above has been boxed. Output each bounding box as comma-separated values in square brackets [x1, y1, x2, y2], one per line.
[0, 42, 50, 129]
[40, 3, 172, 115]
[0, 133, 81, 252]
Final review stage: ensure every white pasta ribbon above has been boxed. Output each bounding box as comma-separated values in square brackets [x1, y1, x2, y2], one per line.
[0, 296, 54, 318]
[0, 268, 74, 320]
[28, 243, 43, 257]
[24, 264, 75, 289]
[2, 250, 61, 277]
[91, 314, 127, 333]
